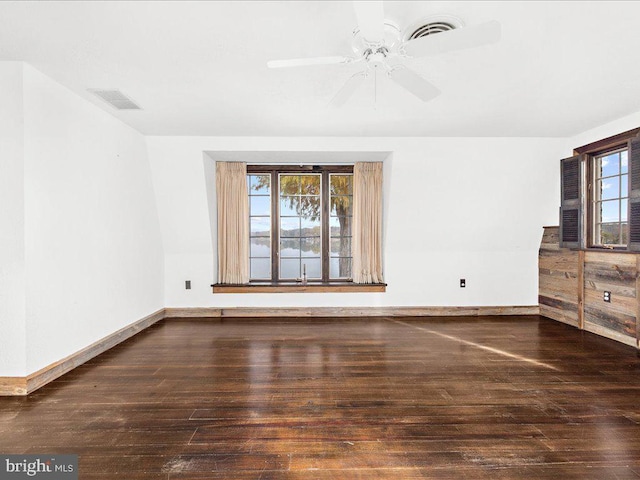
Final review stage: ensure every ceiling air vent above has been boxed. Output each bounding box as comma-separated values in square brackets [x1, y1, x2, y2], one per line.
[88, 89, 141, 110]
[408, 22, 455, 40]
[403, 15, 464, 42]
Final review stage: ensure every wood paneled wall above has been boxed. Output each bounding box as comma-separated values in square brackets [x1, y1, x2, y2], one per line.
[539, 227, 580, 328]
[539, 226, 639, 348]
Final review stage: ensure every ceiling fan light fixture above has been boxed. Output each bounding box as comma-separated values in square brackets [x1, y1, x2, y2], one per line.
[351, 21, 400, 55]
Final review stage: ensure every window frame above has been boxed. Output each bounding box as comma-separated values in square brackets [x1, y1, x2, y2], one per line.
[247, 164, 354, 283]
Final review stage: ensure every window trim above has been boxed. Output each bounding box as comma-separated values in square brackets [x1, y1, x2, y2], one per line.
[574, 127, 640, 156]
[247, 164, 355, 283]
[212, 282, 386, 294]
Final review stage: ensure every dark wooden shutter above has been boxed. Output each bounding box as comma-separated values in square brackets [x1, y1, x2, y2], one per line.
[559, 155, 582, 248]
[628, 136, 640, 251]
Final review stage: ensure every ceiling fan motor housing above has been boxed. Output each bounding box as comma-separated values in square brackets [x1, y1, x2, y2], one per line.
[351, 21, 401, 54]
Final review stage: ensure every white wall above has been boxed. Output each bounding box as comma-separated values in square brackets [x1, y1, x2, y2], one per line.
[147, 136, 565, 309]
[565, 110, 640, 155]
[0, 63, 26, 376]
[21, 64, 165, 373]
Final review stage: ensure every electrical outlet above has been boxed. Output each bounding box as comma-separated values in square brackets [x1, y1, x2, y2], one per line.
[185, 280, 191, 290]
[603, 291, 611, 302]
[460, 279, 466, 288]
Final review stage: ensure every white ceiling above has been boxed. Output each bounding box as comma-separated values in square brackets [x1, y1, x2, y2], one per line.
[1, 1, 639, 137]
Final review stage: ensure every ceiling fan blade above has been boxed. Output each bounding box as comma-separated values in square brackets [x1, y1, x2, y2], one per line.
[387, 67, 440, 102]
[329, 72, 367, 107]
[267, 56, 353, 69]
[353, 1, 385, 42]
[403, 20, 501, 58]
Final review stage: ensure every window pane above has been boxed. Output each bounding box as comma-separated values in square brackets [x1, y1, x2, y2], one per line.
[622, 200, 628, 222]
[621, 175, 628, 198]
[301, 175, 320, 195]
[280, 238, 301, 258]
[280, 175, 300, 195]
[331, 196, 352, 216]
[280, 196, 298, 216]
[330, 257, 352, 279]
[249, 175, 270, 194]
[622, 222, 629, 244]
[600, 178, 620, 200]
[250, 238, 270, 257]
[621, 151, 629, 174]
[330, 175, 352, 195]
[331, 237, 351, 256]
[600, 153, 620, 178]
[298, 196, 321, 219]
[302, 258, 322, 279]
[301, 237, 321, 256]
[280, 258, 300, 279]
[600, 223, 621, 244]
[250, 217, 270, 237]
[250, 258, 271, 280]
[301, 215, 321, 232]
[330, 216, 352, 237]
[601, 200, 620, 222]
[250, 195, 270, 216]
[280, 217, 300, 237]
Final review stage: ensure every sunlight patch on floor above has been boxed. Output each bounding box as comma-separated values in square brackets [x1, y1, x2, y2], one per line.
[390, 319, 559, 371]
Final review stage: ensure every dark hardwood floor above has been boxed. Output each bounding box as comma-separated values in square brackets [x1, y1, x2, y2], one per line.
[2, 316, 640, 479]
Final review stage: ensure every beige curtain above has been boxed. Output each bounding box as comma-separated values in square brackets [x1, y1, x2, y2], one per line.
[216, 162, 249, 284]
[352, 162, 384, 284]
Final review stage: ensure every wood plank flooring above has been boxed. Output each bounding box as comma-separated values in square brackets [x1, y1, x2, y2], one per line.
[2, 316, 640, 479]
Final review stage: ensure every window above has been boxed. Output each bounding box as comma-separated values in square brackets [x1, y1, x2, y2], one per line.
[329, 173, 353, 279]
[591, 148, 628, 247]
[247, 165, 353, 282]
[279, 173, 322, 280]
[248, 174, 271, 279]
[559, 128, 640, 251]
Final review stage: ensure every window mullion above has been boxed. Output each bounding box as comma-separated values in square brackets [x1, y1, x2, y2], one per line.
[321, 170, 330, 282]
[271, 170, 279, 281]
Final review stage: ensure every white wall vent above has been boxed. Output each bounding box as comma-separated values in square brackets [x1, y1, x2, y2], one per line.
[88, 89, 142, 110]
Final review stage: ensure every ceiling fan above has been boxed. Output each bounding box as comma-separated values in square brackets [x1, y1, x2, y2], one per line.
[266, 1, 501, 106]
